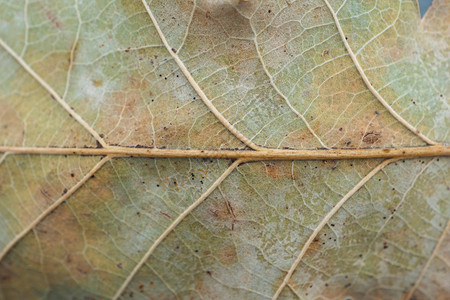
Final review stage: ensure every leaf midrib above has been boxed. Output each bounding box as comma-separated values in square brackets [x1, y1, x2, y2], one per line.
[1, 145, 448, 160]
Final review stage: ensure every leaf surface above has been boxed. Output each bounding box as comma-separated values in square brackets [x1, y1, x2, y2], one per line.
[0, 0, 449, 299]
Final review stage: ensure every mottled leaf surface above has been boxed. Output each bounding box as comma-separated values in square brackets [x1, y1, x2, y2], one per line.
[0, 0, 449, 299]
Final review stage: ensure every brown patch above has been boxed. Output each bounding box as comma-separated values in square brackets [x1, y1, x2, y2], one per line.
[100, 76, 154, 146]
[43, 8, 62, 28]
[264, 162, 299, 180]
[363, 131, 381, 144]
[208, 198, 242, 230]
[384, 229, 409, 243]
[225, 199, 237, 230]
[92, 79, 103, 87]
[160, 211, 172, 219]
[309, 236, 323, 252]
[265, 164, 280, 179]
[83, 173, 114, 204]
[0, 266, 12, 283]
[216, 244, 237, 265]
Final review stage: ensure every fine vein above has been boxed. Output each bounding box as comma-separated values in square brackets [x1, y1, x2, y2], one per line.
[0, 37, 108, 148]
[0, 152, 8, 165]
[272, 158, 398, 300]
[405, 220, 450, 299]
[252, 33, 329, 149]
[139, 0, 264, 151]
[112, 159, 243, 299]
[322, 0, 437, 145]
[0, 145, 448, 160]
[0, 155, 110, 262]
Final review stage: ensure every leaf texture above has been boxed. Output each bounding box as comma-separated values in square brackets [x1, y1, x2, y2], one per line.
[0, 0, 449, 299]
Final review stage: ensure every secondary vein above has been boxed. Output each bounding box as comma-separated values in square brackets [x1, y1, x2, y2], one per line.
[0, 155, 110, 262]
[0, 37, 108, 148]
[405, 220, 450, 299]
[322, 0, 437, 145]
[272, 157, 399, 299]
[139, 0, 264, 151]
[112, 159, 244, 299]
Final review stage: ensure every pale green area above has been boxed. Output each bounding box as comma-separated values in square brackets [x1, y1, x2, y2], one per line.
[0, 155, 100, 250]
[0, 158, 232, 299]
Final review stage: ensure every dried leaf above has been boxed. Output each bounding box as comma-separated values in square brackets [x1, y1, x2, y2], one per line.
[0, 0, 449, 299]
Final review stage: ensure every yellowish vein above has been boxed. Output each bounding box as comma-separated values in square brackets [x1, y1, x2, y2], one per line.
[112, 159, 243, 300]
[272, 157, 398, 299]
[140, 0, 264, 151]
[0, 155, 111, 261]
[0, 37, 108, 148]
[405, 220, 450, 299]
[322, 0, 437, 145]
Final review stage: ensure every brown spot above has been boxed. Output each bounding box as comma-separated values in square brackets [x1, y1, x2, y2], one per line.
[265, 164, 280, 179]
[264, 162, 299, 180]
[216, 244, 237, 265]
[92, 79, 103, 87]
[362, 131, 381, 144]
[0, 267, 12, 282]
[309, 236, 323, 251]
[44, 9, 62, 28]
[208, 209, 219, 217]
[160, 211, 172, 219]
[40, 188, 51, 199]
[225, 199, 237, 230]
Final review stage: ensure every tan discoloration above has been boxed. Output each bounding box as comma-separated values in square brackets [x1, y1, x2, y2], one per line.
[264, 163, 280, 179]
[92, 79, 103, 87]
[264, 162, 299, 180]
[216, 244, 238, 266]
[43, 9, 62, 29]
[363, 131, 381, 144]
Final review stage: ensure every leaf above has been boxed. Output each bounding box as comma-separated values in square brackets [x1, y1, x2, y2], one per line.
[0, 0, 448, 299]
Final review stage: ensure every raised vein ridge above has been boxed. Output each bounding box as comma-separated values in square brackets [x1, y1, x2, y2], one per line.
[140, 0, 264, 151]
[0, 37, 108, 148]
[0, 156, 111, 262]
[272, 158, 398, 299]
[112, 159, 243, 299]
[322, 0, 437, 145]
